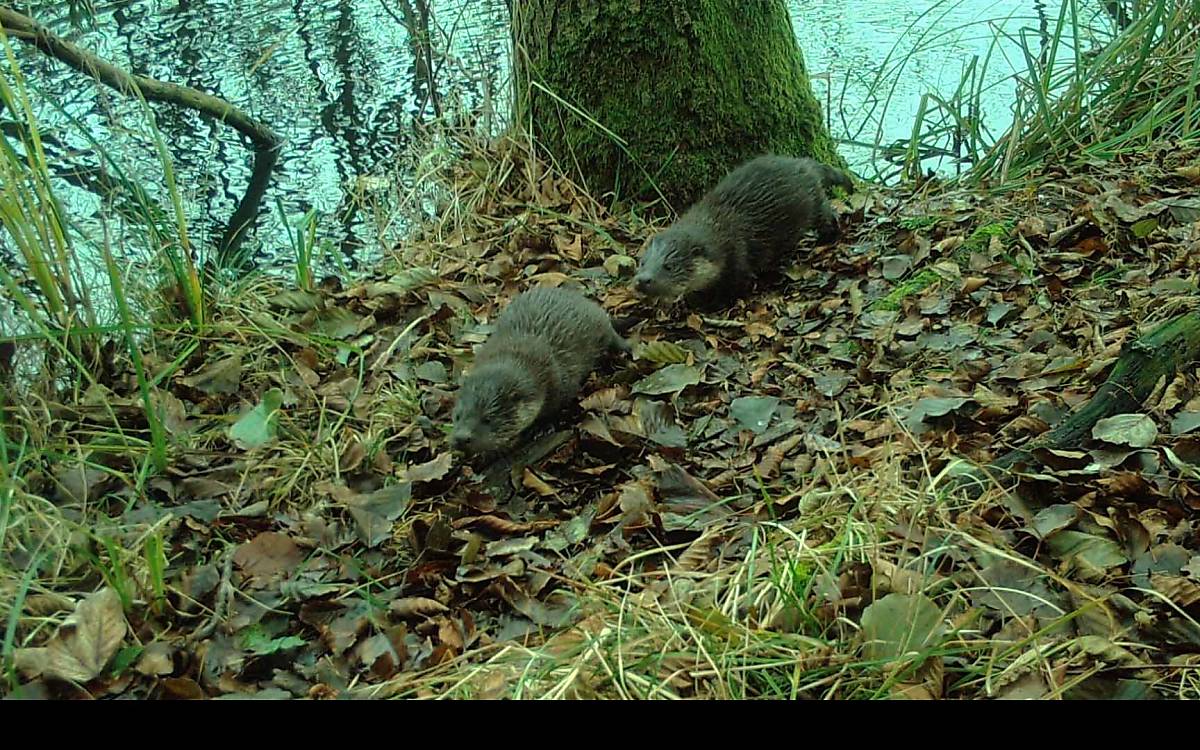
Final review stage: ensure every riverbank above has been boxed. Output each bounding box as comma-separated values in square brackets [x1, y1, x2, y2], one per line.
[4, 126, 1199, 699]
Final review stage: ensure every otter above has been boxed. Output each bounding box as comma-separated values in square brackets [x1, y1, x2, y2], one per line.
[449, 285, 630, 457]
[633, 155, 853, 305]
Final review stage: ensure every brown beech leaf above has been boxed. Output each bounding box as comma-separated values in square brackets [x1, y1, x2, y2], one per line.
[232, 532, 305, 585]
[343, 483, 411, 548]
[406, 452, 453, 483]
[179, 354, 242, 395]
[451, 515, 560, 534]
[44, 588, 127, 683]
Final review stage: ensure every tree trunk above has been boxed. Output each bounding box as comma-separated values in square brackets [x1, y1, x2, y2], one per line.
[512, 0, 844, 208]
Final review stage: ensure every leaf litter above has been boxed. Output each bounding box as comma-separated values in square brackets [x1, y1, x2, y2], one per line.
[4, 135, 1200, 699]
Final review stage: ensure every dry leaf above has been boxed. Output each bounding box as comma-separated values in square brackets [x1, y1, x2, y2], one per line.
[44, 588, 127, 683]
[390, 597, 450, 618]
[233, 532, 305, 585]
[180, 354, 243, 394]
[406, 452, 453, 483]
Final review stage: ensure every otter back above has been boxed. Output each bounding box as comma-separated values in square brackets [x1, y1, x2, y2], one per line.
[633, 155, 853, 305]
[479, 286, 626, 406]
[450, 286, 629, 455]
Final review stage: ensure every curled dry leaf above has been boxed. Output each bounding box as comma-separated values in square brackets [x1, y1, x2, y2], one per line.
[672, 530, 722, 574]
[390, 597, 450, 619]
[451, 515, 560, 534]
[580, 385, 629, 413]
[579, 414, 624, 446]
[338, 436, 367, 473]
[1150, 573, 1200, 608]
[756, 433, 806, 480]
[522, 468, 558, 497]
[637, 340, 690, 365]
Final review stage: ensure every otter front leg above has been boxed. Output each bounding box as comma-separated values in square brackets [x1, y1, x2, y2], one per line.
[607, 327, 632, 356]
[815, 200, 841, 245]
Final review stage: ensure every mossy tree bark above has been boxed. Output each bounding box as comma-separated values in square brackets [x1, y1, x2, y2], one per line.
[512, 0, 844, 208]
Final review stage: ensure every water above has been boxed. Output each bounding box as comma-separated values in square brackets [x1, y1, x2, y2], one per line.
[10, 0, 1113, 273]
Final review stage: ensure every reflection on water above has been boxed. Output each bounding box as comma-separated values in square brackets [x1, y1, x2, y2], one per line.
[11, 0, 1110, 271]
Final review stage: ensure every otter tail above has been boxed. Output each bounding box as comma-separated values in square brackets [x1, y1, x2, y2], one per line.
[817, 163, 854, 196]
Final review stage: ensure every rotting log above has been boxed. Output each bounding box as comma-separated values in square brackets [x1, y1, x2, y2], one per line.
[0, 6, 281, 261]
[953, 309, 1200, 494]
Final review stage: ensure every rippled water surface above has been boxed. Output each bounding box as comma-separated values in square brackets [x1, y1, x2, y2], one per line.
[18, 0, 1112, 270]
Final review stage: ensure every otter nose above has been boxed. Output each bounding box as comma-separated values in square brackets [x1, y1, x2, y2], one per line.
[634, 275, 653, 295]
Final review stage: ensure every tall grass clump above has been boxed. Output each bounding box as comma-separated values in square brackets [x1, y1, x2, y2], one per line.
[0, 25, 218, 627]
[142, 103, 205, 329]
[977, 0, 1200, 180]
[0, 33, 96, 364]
[883, 0, 1200, 184]
[836, 0, 1031, 181]
[276, 198, 317, 292]
[0, 31, 209, 378]
[858, 0, 1199, 183]
[0, 27, 219, 687]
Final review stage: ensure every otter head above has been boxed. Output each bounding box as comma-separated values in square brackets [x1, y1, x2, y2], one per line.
[633, 225, 723, 301]
[449, 361, 545, 456]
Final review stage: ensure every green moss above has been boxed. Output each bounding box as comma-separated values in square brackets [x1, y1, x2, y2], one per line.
[516, 0, 845, 208]
[963, 220, 1014, 251]
[871, 269, 942, 312]
[898, 215, 943, 231]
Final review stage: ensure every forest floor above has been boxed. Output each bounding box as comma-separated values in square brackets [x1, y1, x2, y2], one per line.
[6, 135, 1200, 699]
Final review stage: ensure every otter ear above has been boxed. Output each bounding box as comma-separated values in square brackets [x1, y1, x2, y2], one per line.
[691, 243, 711, 259]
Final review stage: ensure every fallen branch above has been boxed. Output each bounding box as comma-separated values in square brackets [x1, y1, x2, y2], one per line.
[952, 309, 1200, 494]
[0, 6, 281, 258]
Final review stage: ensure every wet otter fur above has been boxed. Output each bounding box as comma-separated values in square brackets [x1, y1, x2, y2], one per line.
[633, 155, 853, 306]
[450, 285, 630, 457]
